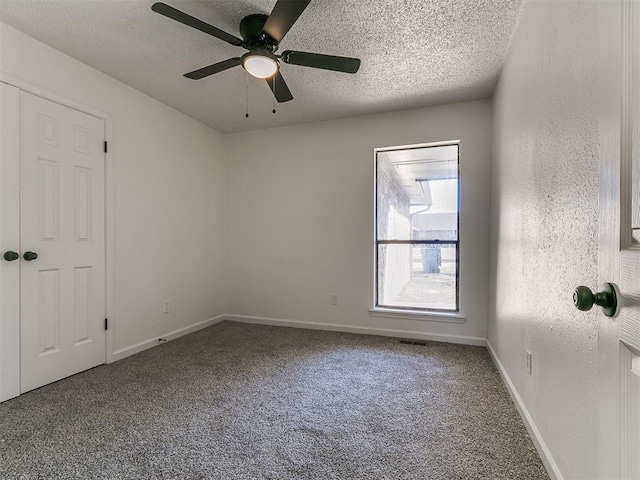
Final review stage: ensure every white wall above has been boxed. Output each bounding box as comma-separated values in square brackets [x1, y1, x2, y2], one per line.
[489, 1, 604, 478]
[0, 23, 227, 355]
[225, 100, 491, 343]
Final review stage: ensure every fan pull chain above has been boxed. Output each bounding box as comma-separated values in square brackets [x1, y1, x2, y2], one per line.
[245, 72, 249, 118]
[272, 76, 276, 114]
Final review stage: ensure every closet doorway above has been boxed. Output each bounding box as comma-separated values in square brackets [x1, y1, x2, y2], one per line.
[1, 83, 107, 399]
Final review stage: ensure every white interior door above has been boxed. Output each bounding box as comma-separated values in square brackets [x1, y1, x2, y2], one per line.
[599, 1, 640, 478]
[20, 91, 106, 393]
[0, 82, 21, 402]
[618, 1, 640, 476]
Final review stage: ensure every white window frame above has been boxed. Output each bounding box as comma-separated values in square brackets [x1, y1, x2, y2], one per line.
[372, 141, 462, 319]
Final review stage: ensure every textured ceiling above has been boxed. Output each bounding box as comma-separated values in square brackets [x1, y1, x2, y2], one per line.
[0, 0, 524, 133]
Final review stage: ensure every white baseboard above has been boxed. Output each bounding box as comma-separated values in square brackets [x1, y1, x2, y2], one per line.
[112, 315, 225, 362]
[112, 313, 485, 362]
[486, 341, 562, 480]
[223, 314, 487, 346]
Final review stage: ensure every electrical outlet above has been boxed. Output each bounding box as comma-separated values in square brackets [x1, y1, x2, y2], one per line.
[526, 351, 532, 375]
[162, 299, 170, 314]
[331, 294, 339, 305]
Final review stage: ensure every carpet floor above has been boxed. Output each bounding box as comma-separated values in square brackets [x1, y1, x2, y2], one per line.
[0, 321, 548, 479]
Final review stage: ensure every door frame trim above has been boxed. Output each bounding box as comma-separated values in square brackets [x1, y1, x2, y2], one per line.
[1, 72, 115, 365]
[620, 0, 637, 252]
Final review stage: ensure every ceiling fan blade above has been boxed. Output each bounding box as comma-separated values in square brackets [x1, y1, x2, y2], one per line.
[152, 2, 243, 47]
[266, 71, 294, 103]
[262, 0, 311, 43]
[184, 58, 242, 79]
[281, 50, 361, 73]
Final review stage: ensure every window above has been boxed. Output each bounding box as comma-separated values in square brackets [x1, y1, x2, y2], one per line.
[375, 143, 459, 312]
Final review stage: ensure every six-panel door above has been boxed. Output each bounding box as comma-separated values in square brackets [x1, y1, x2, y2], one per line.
[19, 91, 106, 393]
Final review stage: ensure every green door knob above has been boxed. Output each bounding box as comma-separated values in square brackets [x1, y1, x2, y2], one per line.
[573, 283, 618, 318]
[3, 251, 19, 261]
[23, 251, 38, 261]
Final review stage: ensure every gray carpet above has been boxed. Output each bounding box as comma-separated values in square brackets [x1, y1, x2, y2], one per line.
[0, 321, 548, 479]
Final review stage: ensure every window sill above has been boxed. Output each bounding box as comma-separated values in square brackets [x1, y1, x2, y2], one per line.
[369, 308, 466, 324]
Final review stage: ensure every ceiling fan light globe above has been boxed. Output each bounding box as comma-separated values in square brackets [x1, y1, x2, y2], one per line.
[243, 55, 278, 79]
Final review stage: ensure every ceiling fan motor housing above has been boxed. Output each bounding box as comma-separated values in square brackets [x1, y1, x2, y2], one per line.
[239, 14, 277, 51]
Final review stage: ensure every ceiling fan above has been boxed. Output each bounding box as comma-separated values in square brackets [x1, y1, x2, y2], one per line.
[151, 1, 361, 103]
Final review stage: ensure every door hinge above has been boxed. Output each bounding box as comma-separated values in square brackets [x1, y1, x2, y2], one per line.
[104, 318, 108, 330]
[104, 141, 108, 153]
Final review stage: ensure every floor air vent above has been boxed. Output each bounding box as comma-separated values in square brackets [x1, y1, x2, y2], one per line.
[398, 339, 427, 346]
